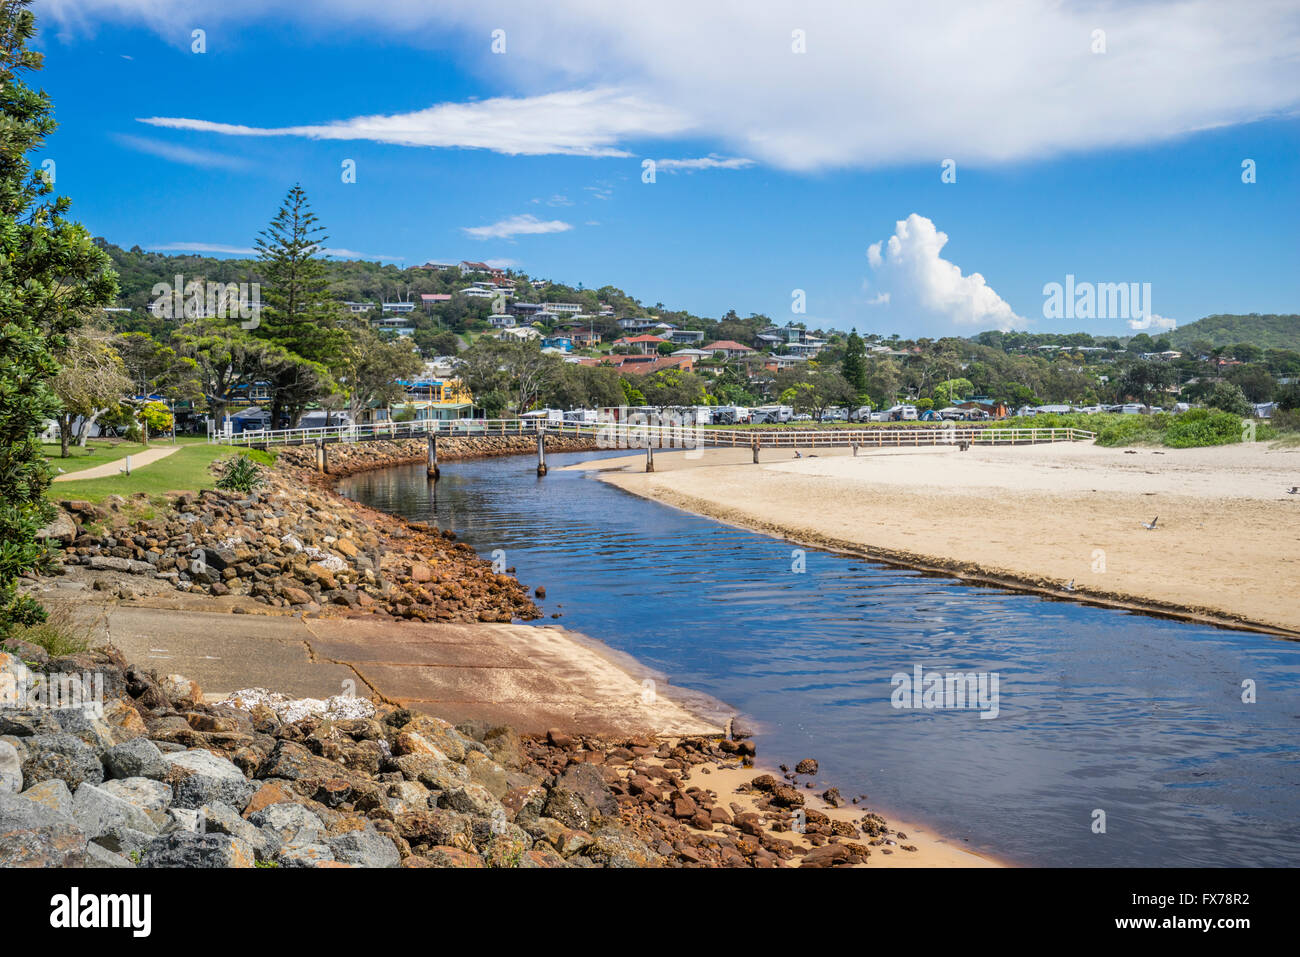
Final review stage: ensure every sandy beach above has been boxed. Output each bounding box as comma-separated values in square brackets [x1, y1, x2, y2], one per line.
[582, 439, 1300, 636]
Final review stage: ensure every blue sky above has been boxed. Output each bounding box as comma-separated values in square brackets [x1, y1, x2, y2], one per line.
[33, 0, 1300, 338]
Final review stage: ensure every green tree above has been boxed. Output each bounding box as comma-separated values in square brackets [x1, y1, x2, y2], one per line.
[841, 330, 867, 392]
[337, 326, 423, 422]
[51, 328, 132, 456]
[256, 185, 345, 425]
[0, 0, 118, 635]
[1205, 381, 1252, 417]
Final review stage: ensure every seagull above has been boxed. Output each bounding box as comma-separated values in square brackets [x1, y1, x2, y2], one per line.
[1142, 516, 1159, 530]
[1288, 487, 1298, 495]
[1064, 579, 1075, 592]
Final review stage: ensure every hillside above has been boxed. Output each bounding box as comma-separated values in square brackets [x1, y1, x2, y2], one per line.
[1168, 314, 1300, 351]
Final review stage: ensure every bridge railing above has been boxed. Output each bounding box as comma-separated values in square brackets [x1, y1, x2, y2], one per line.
[217, 418, 1096, 449]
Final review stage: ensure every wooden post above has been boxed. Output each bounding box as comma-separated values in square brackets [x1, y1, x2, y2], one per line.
[852, 442, 858, 457]
[752, 439, 760, 464]
[316, 438, 328, 474]
[427, 432, 440, 480]
[646, 445, 655, 472]
[537, 428, 548, 476]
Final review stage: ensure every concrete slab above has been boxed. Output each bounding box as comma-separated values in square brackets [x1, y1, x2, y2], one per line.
[80, 605, 722, 737]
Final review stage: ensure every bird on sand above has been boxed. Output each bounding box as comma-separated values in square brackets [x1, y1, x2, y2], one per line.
[1064, 579, 1075, 592]
[1142, 516, 1159, 530]
[1288, 487, 1298, 494]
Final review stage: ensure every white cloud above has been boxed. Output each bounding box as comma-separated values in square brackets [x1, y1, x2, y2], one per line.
[321, 248, 405, 261]
[53, 0, 1300, 171]
[149, 242, 257, 255]
[139, 88, 692, 158]
[1128, 313, 1178, 332]
[148, 242, 401, 260]
[483, 258, 519, 269]
[462, 214, 572, 240]
[655, 154, 754, 172]
[865, 214, 1022, 331]
[113, 133, 248, 170]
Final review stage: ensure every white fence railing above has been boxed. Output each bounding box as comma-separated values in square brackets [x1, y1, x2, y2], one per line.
[217, 418, 1096, 449]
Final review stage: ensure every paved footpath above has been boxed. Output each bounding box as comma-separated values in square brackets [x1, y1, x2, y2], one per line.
[92, 605, 722, 737]
[53, 445, 180, 482]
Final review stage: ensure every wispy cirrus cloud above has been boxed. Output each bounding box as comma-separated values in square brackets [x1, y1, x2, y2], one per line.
[138, 88, 692, 158]
[655, 154, 754, 172]
[113, 133, 249, 170]
[462, 214, 573, 241]
[149, 242, 402, 261]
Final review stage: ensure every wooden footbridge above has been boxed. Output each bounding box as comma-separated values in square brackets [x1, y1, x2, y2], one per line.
[216, 418, 1096, 476]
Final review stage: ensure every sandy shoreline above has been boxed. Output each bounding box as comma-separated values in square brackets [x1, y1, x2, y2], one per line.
[580, 440, 1300, 637]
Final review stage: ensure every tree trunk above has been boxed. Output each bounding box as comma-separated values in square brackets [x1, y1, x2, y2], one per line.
[59, 414, 71, 457]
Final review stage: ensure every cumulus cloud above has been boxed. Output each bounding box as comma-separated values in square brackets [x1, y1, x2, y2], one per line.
[865, 214, 1023, 330]
[51, 0, 1300, 171]
[462, 214, 573, 240]
[1128, 313, 1178, 332]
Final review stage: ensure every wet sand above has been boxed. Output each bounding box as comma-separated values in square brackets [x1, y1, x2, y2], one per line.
[579, 440, 1300, 636]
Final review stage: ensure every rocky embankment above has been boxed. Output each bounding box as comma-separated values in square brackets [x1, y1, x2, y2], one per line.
[42, 443, 552, 622]
[0, 646, 888, 868]
[277, 433, 600, 478]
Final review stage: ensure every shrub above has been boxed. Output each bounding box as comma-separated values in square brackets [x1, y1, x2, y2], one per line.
[1162, 408, 1245, 448]
[214, 454, 267, 493]
[1095, 416, 1160, 446]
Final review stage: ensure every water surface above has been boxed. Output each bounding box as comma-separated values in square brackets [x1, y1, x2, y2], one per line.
[338, 451, 1300, 866]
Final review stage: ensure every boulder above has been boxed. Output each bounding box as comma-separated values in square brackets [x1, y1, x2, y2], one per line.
[70, 782, 161, 841]
[141, 832, 255, 868]
[0, 741, 22, 793]
[0, 791, 88, 867]
[163, 749, 257, 811]
[20, 733, 104, 790]
[102, 737, 168, 780]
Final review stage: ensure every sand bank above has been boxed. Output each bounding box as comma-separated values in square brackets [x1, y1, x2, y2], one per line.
[581, 440, 1300, 636]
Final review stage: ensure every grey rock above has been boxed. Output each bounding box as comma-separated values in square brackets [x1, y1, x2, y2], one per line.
[0, 740, 22, 793]
[19, 778, 72, 815]
[247, 802, 325, 848]
[99, 777, 172, 822]
[163, 749, 256, 810]
[70, 782, 160, 840]
[20, 732, 104, 790]
[141, 832, 254, 867]
[327, 823, 400, 868]
[200, 803, 280, 862]
[84, 842, 135, 868]
[442, 782, 505, 819]
[0, 790, 88, 867]
[102, 738, 167, 780]
[277, 842, 335, 867]
[91, 825, 156, 858]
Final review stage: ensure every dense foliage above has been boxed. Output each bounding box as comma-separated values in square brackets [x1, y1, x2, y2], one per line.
[0, 0, 117, 636]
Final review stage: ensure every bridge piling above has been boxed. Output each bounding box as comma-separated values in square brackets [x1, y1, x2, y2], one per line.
[537, 429, 548, 476]
[427, 433, 440, 480]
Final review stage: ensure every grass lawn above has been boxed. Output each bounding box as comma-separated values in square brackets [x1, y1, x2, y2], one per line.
[45, 444, 275, 505]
